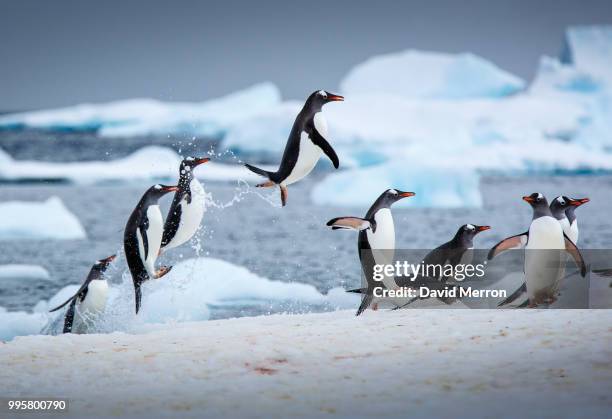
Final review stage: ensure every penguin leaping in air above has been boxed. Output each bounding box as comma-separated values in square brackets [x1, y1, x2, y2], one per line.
[161, 156, 210, 252]
[244, 90, 343, 206]
[327, 189, 415, 315]
[488, 193, 586, 307]
[49, 255, 116, 333]
[124, 184, 178, 313]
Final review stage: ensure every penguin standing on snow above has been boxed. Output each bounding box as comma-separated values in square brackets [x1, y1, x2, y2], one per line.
[395, 224, 491, 307]
[49, 255, 116, 333]
[488, 193, 586, 307]
[124, 184, 178, 313]
[244, 90, 343, 206]
[161, 156, 210, 252]
[326, 189, 415, 315]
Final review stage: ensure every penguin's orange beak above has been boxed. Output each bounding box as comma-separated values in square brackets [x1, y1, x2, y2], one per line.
[569, 197, 589, 206]
[400, 192, 416, 198]
[195, 157, 210, 166]
[476, 225, 491, 232]
[327, 94, 344, 102]
[162, 185, 179, 192]
[101, 254, 116, 263]
[522, 195, 534, 203]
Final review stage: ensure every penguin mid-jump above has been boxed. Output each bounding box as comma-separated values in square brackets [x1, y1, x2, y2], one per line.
[161, 156, 210, 252]
[49, 255, 116, 333]
[488, 193, 586, 307]
[327, 189, 415, 315]
[244, 90, 343, 206]
[124, 184, 178, 313]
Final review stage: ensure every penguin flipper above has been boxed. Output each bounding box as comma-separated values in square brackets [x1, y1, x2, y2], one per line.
[161, 200, 182, 248]
[139, 220, 149, 261]
[487, 232, 529, 260]
[310, 129, 339, 169]
[135, 283, 142, 314]
[346, 288, 367, 294]
[592, 268, 612, 277]
[326, 217, 372, 231]
[564, 234, 587, 277]
[62, 299, 77, 333]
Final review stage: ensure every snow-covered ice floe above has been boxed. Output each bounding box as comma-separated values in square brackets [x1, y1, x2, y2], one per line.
[0, 146, 266, 184]
[1, 310, 610, 418]
[0, 82, 281, 137]
[0, 264, 51, 281]
[0, 257, 358, 341]
[0, 197, 86, 240]
[340, 50, 526, 99]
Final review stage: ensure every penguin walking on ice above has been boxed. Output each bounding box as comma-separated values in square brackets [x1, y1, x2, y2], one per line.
[326, 189, 415, 315]
[488, 193, 586, 307]
[161, 156, 210, 252]
[49, 255, 116, 333]
[497, 195, 590, 306]
[395, 224, 491, 307]
[244, 90, 343, 206]
[124, 184, 178, 313]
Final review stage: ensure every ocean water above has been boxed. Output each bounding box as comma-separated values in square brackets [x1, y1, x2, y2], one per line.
[0, 131, 611, 317]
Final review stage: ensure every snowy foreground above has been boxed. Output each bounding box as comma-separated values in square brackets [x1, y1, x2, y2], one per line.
[1, 309, 610, 419]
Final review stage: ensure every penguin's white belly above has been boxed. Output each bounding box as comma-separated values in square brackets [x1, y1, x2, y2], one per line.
[367, 209, 397, 291]
[137, 205, 164, 277]
[525, 217, 566, 302]
[283, 132, 322, 185]
[80, 281, 109, 314]
[165, 179, 206, 250]
[568, 220, 579, 244]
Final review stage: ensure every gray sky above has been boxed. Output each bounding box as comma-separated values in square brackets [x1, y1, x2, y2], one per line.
[1, 0, 611, 111]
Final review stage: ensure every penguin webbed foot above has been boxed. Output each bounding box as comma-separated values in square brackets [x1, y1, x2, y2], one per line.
[155, 265, 173, 279]
[256, 181, 275, 188]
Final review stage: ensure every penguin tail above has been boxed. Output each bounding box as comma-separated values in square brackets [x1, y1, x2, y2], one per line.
[355, 294, 373, 316]
[244, 164, 275, 182]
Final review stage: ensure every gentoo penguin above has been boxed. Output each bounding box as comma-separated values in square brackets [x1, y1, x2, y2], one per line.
[499, 195, 590, 306]
[488, 193, 586, 307]
[326, 189, 415, 315]
[49, 255, 116, 333]
[161, 156, 210, 252]
[244, 90, 343, 206]
[396, 224, 491, 306]
[124, 184, 178, 313]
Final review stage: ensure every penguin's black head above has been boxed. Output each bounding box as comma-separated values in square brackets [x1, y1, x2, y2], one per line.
[148, 184, 179, 199]
[379, 188, 415, 207]
[92, 254, 116, 275]
[180, 156, 210, 173]
[522, 192, 548, 209]
[564, 196, 589, 222]
[305, 90, 344, 111]
[549, 196, 573, 219]
[456, 224, 490, 244]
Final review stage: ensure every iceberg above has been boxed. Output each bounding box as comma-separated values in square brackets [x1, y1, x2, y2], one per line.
[0, 83, 281, 138]
[0, 197, 86, 240]
[562, 25, 612, 83]
[0, 146, 267, 184]
[311, 163, 483, 208]
[340, 50, 525, 99]
[0, 264, 51, 281]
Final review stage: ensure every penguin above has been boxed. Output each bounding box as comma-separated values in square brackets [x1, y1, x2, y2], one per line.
[124, 184, 178, 313]
[488, 193, 586, 307]
[499, 195, 590, 307]
[49, 255, 116, 333]
[244, 90, 343, 206]
[395, 224, 491, 307]
[161, 156, 210, 252]
[326, 189, 415, 315]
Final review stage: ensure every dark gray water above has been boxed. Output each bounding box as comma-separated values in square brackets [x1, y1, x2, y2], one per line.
[1, 174, 610, 312]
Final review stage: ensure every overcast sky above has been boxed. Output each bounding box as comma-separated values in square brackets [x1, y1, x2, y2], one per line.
[1, 0, 611, 110]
